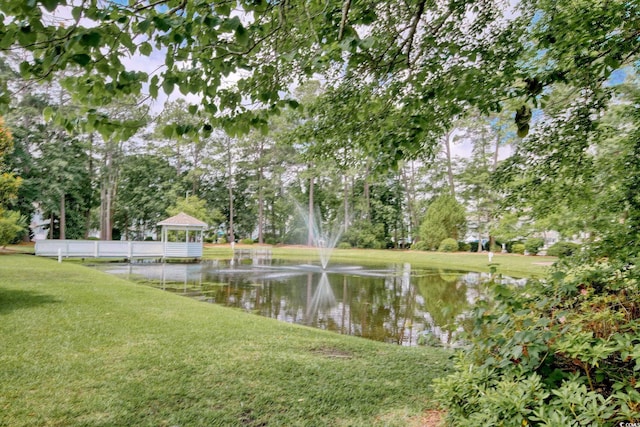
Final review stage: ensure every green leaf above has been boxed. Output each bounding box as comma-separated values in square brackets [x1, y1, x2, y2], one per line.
[42, 106, 54, 122]
[40, 0, 61, 12]
[152, 16, 171, 32]
[162, 125, 174, 139]
[139, 42, 152, 56]
[235, 24, 249, 46]
[71, 54, 92, 66]
[80, 31, 101, 48]
[215, 3, 231, 16]
[17, 26, 37, 46]
[149, 75, 159, 98]
[163, 79, 175, 95]
[71, 6, 82, 22]
[221, 16, 241, 32]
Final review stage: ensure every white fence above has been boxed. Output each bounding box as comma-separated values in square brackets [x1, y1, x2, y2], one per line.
[35, 240, 166, 259]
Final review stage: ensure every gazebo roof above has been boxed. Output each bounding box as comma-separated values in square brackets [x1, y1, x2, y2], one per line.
[157, 212, 207, 228]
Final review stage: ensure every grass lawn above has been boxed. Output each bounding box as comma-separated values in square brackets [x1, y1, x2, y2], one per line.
[204, 245, 555, 278]
[0, 255, 451, 426]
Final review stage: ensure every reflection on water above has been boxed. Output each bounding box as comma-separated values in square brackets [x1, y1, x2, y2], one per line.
[96, 259, 525, 346]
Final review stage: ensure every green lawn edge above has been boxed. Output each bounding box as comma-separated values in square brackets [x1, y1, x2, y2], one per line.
[0, 254, 451, 426]
[204, 245, 554, 278]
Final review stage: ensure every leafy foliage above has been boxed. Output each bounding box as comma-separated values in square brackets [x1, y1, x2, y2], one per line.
[511, 243, 525, 255]
[546, 242, 580, 258]
[166, 195, 223, 229]
[341, 220, 385, 249]
[524, 237, 545, 256]
[418, 194, 466, 250]
[438, 238, 458, 252]
[0, 208, 24, 246]
[436, 256, 640, 425]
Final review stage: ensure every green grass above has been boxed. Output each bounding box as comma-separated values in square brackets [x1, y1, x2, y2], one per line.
[0, 255, 451, 426]
[204, 245, 554, 278]
[1, 243, 35, 254]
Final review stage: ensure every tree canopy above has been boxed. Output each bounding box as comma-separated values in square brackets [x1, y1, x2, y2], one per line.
[2, 0, 640, 424]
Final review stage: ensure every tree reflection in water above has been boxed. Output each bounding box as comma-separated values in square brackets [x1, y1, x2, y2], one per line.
[99, 260, 510, 346]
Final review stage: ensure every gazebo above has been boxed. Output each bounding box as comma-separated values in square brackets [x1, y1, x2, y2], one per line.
[157, 212, 208, 259]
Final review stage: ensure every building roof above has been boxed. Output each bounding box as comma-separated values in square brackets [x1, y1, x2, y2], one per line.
[157, 212, 208, 228]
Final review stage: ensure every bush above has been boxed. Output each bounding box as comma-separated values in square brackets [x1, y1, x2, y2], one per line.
[342, 221, 385, 249]
[524, 237, 545, 255]
[438, 238, 458, 252]
[511, 243, 525, 254]
[265, 237, 278, 245]
[0, 210, 25, 246]
[435, 259, 640, 425]
[337, 242, 351, 249]
[411, 241, 429, 251]
[240, 238, 254, 245]
[217, 237, 227, 244]
[547, 241, 580, 257]
[458, 241, 471, 252]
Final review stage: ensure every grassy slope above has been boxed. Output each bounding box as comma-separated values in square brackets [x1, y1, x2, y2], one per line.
[0, 255, 451, 427]
[204, 245, 554, 278]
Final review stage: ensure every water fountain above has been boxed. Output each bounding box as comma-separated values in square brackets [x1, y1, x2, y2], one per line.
[299, 204, 344, 269]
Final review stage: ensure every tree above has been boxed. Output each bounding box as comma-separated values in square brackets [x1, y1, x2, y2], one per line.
[0, 0, 532, 161]
[166, 195, 223, 231]
[0, 116, 25, 245]
[0, 208, 25, 247]
[418, 194, 466, 250]
[114, 154, 179, 240]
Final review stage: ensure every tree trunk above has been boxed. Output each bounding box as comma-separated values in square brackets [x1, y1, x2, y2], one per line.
[84, 133, 94, 239]
[492, 132, 500, 172]
[257, 139, 264, 244]
[443, 130, 456, 197]
[227, 137, 235, 244]
[59, 193, 66, 240]
[401, 161, 418, 242]
[307, 167, 314, 247]
[343, 173, 349, 233]
[363, 161, 371, 220]
[99, 143, 119, 241]
[49, 213, 55, 239]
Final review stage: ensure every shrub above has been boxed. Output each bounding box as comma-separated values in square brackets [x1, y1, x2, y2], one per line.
[411, 241, 429, 251]
[0, 210, 25, 246]
[438, 238, 458, 252]
[435, 259, 640, 426]
[337, 242, 351, 249]
[240, 238, 254, 245]
[524, 237, 545, 255]
[458, 241, 471, 252]
[342, 221, 385, 249]
[547, 241, 580, 257]
[265, 237, 278, 245]
[511, 243, 525, 254]
[217, 237, 227, 244]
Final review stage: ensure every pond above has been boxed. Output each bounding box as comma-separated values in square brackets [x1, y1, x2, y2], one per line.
[95, 257, 525, 346]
